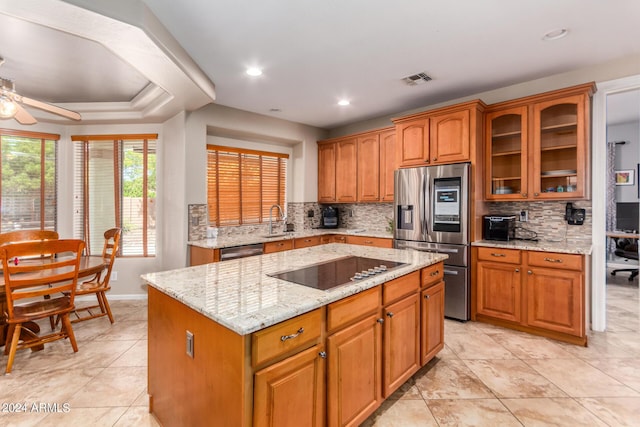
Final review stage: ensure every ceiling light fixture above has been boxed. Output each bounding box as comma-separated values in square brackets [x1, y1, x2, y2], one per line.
[246, 67, 263, 76]
[542, 28, 569, 41]
[0, 94, 17, 119]
[338, 100, 350, 106]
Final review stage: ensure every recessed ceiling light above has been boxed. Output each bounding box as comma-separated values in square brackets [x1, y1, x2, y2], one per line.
[246, 67, 263, 76]
[542, 28, 569, 41]
[338, 100, 350, 106]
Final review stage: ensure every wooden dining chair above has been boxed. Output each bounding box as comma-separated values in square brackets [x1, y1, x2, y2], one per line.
[0, 230, 59, 246]
[71, 228, 121, 324]
[1, 239, 85, 374]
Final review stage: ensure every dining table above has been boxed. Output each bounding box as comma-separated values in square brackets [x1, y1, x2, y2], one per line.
[0, 255, 108, 351]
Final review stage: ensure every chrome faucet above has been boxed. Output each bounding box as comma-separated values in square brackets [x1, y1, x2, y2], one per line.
[269, 204, 285, 235]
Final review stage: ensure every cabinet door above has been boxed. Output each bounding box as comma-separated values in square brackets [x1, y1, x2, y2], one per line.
[476, 261, 522, 322]
[318, 142, 336, 202]
[429, 109, 470, 164]
[396, 119, 429, 167]
[379, 130, 396, 202]
[531, 93, 588, 199]
[383, 293, 420, 397]
[327, 314, 382, 427]
[189, 246, 219, 266]
[485, 106, 528, 200]
[421, 281, 445, 365]
[526, 267, 584, 337]
[357, 134, 380, 202]
[336, 138, 358, 202]
[254, 344, 325, 427]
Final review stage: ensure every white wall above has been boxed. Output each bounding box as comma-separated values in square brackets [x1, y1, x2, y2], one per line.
[610, 121, 640, 202]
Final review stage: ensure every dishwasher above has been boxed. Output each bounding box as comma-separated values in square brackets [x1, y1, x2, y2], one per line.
[219, 243, 264, 261]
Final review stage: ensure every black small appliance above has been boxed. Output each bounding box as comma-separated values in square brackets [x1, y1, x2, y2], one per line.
[321, 206, 339, 229]
[483, 215, 516, 241]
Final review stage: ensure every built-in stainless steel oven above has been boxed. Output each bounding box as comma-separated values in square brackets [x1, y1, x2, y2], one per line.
[394, 163, 471, 321]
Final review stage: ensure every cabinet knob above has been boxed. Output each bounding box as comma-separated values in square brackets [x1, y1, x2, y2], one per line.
[534, 193, 539, 197]
[522, 193, 527, 197]
[377, 318, 385, 324]
[433, 157, 437, 162]
[424, 294, 430, 300]
[425, 159, 430, 163]
[515, 268, 520, 273]
[318, 351, 327, 359]
[527, 270, 533, 275]
[386, 312, 394, 318]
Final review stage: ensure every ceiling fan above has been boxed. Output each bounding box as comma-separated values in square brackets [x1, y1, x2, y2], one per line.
[0, 57, 81, 125]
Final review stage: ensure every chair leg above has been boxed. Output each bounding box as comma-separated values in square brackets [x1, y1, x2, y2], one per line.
[4, 324, 16, 355]
[100, 292, 115, 324]
[60, 315, 78, 353]
[5, 323, 22, 374]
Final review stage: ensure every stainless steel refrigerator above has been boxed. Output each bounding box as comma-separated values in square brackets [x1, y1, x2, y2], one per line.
[394, 163, 471, 321]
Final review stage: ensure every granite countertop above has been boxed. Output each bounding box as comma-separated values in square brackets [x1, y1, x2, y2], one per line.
[142, 243, 447, 335]
[189, 228, 393, 249]
[472, 239, 593, 255]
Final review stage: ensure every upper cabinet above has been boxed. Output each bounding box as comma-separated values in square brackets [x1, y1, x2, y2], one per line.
[393, 100, 485, 168]
[317, 128, 395, 203]
[485, 83, 595, 201]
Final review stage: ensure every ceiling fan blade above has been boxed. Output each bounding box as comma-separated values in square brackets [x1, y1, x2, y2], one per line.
[14, 104, 37, 125]
[20, 96, 81, 121]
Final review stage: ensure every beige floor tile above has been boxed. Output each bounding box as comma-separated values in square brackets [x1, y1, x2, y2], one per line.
[361, 399, 438, 427]
[413, 359, 494, 399]
[132, 390, 150, 407]
[36, 406, 127, 427]
[489, 332, 576, 359]
[426, 398, 521, 427]
[109, 340, 147, 368]
[585, 358, 640, 392]
[0, 409, 49, 427]
[576, 397, 640, 427]
[68, 366, 147, 407]
[94, 320, 148, 341]
[525, 358, 639, 397]
[463, 359, 567, 398]
[444, 332, 516, 360]
[386, 378, 423, 400]
[502, 397, 608, 426]
[113, 406, 160, 427]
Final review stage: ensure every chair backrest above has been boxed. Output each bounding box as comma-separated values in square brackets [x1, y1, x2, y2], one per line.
[99, 228, 121, 286]
[1, 239, 85, 319]
[0, 230, 59, 246]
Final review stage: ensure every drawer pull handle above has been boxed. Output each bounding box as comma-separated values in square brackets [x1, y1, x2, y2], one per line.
[543, 257, 563, 263]
[318, 351, 327, 359]
[491, 253, 506, 257]
[430, 270, 440, 277]
[386, 312, 394, 318]
[304, 239, 311, 242]
[364, 240, 373, 244]
[280, 327, 304, 342]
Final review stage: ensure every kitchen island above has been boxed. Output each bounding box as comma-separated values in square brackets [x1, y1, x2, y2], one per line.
[143, 243, 447, 427]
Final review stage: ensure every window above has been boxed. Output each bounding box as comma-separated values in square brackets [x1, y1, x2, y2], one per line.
[207, 145, 287, 226]
[72, 134, 157, 256]
[0, 129, 58, 232]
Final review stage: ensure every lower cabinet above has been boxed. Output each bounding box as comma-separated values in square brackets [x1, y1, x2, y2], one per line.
[421, 281, 445, 365]
[472, 247, 586, 345]
[254, 344, 326, 427]
[345, 235, 393, 248]
[189, 245, 220, 266]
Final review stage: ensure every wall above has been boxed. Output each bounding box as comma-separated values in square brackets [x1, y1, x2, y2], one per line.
[610, 121, 640, 202]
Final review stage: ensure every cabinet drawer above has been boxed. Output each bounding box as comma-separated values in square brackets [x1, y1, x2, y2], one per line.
[333, 235, 347, 244]
[327, 287, 380, 333]
[345, 235, 393, 248]
[320, 235, 334, 244]
[263, 239, 294, 254]
[527, 251, 583, 271]
[421, 262, 444, 288]
[383, 271, 420, 305]
[294, 236, 321, 248]
[477, 247, 521, 264]
[252, 308, 322, 367]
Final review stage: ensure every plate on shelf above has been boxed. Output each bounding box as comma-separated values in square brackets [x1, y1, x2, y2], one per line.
[494, 186, 513, 194]
[541, 169, 576, 176]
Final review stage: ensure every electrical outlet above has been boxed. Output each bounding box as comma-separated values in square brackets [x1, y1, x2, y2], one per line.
[519, 210, 528, 222]
[111, 271, 118, 281]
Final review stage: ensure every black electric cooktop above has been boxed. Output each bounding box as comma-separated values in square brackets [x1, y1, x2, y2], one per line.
[268, 256, 407, 291]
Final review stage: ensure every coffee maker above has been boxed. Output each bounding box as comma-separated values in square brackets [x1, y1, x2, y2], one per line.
[321, 206, 339, 229]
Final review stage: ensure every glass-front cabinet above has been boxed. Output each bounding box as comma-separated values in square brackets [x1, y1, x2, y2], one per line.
[485, 107, 528, 200]
[532, 94, 588, 200]
[484, 83, 593, 201]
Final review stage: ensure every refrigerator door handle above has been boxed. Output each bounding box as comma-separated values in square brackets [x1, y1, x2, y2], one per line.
[444, 269, 459, 275]
[426, 176, 433, 236]
[420, 172, 428, 236]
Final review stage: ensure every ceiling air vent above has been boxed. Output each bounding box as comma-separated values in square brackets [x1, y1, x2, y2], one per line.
[403, 72, 432, 86]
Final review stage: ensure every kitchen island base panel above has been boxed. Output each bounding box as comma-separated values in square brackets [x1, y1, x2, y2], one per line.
[148, 287, 252, 427]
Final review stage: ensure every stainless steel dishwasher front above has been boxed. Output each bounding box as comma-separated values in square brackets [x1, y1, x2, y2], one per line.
[219, 243, 264, 261]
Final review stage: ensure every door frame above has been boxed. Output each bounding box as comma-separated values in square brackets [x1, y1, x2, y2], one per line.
[591, 74, 640, 332]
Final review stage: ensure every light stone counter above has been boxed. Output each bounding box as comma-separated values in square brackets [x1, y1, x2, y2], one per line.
[472, 239, 592, 255]
[188, 228, 393, 250]
[142, 243, 447, 335]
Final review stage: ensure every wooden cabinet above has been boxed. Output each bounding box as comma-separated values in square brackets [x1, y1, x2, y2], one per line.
[294, 236, 322, 249]
[393, 100, 485, 168]
[421, 281, 444, 365]
[318, 127, 395, 203]
[318, 142, 336, 203]
[254, 344, 325, 427]
[345, 235, 393, 248]
[336, 138, 358, 202]
[472, 246, 587, 345]
[264, 239, 294, 254]
[327, 313, 382, 427]
[485, 83, 595, 200]
[189, 245, 220, 266]
[333, 235, 347, 244]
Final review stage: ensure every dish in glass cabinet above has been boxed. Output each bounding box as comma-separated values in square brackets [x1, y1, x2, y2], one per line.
[494, 187, 513, 194]
[541, 169, 577, 176]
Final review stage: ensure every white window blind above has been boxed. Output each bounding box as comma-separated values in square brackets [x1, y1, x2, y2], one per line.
[207, 145, 287, 226]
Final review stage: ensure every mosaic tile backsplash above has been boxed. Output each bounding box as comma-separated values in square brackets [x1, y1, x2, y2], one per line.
[188, 200, 592, 243]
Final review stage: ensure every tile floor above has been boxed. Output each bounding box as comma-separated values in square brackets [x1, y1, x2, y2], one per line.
[0, 271, 638, 426]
